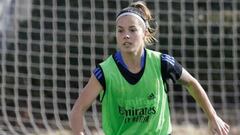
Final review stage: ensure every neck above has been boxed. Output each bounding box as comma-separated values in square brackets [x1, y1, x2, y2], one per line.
[121, 48, 144, 73]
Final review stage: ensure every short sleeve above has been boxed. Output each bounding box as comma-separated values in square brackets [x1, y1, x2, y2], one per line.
[161, 54, 182, 83]
[93, 65, 106, 90]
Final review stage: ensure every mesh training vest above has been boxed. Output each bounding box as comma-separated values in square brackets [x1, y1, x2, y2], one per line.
[100, 49, 172, 135]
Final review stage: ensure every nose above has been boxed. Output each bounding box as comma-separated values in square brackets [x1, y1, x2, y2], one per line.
[124, 34, 130, 39]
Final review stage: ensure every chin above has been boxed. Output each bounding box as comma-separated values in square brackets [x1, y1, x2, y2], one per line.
[121, 48, 137, 53]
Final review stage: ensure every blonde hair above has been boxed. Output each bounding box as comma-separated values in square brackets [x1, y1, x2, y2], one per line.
[129, 1, 158, 45]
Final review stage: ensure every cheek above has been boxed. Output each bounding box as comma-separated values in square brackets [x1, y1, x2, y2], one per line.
[134, 32, 145, 41]
[116, 34, 122, 42]
[115, 32, 120, 39]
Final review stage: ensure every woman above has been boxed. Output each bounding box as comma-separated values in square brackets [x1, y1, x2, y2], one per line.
[69, 1, 230, 135]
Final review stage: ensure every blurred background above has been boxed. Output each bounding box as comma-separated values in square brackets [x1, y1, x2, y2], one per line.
[0, 0, 239, 135]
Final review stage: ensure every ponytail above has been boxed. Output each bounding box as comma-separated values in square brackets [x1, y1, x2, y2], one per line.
[130, 1, 158, 45]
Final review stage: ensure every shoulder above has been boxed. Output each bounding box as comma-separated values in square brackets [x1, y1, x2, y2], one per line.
[160, 53, 183, 82]
[99, 55, 115, 69]
[146, 48, 161, 56]
[145, 49, 162, 61]
[161, 54, 175, 66]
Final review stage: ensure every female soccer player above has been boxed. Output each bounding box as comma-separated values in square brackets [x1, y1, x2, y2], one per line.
[69, 1, 230, 135]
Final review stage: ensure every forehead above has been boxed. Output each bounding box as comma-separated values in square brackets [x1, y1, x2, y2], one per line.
[116, 15, 143, 27]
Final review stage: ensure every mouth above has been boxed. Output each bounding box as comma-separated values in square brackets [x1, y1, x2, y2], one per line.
[123, 42, 132, 46]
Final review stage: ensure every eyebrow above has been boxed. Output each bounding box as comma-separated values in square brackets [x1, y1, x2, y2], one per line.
[117, 25, 137, 29]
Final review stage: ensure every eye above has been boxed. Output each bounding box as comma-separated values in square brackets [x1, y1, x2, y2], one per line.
[117, 29, 123, 33]
[130, 28, 137, 32]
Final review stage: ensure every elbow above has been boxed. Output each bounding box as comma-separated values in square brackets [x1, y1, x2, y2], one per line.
[69, 108, 78, 128]
[69, 108, 77, 122]
[69, 101, 86, 128]
[69, 111, 74, 128]
[185, 77, 205, 97]
[181, 75, 198, 89]
[186, 77, 198, 87]
[179, 68, 199, 89]
[69, 106, 84, 129]
[183, 77, 201, 92]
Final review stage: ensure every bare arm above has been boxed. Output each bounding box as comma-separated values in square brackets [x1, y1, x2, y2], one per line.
[69, 74, 103, 135]
[178, 68, 230, 135]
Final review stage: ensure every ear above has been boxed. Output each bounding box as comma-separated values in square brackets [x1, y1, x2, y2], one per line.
[144, 28, 149, 35]
[144, 29, 150, 39]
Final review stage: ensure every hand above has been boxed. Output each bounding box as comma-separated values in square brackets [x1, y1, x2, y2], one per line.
[208, 115, 230, 135]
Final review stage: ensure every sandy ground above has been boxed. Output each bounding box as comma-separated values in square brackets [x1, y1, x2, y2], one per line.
[34, 125, 240, 135]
